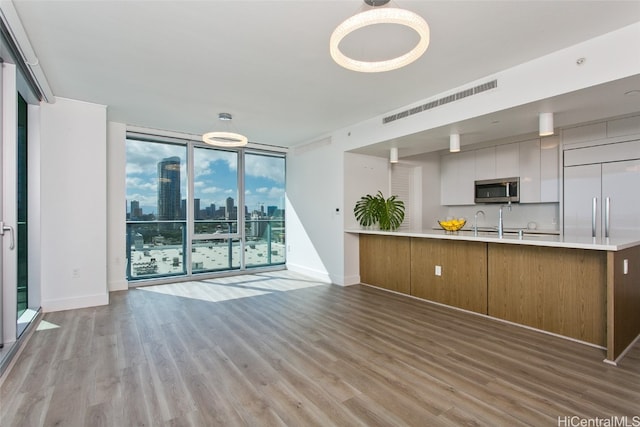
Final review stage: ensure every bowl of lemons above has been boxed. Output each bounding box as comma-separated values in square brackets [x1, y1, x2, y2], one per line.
[438, 218, 466, 232]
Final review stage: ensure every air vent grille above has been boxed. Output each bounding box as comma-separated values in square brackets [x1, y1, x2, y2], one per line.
[382, 79, 498, 124]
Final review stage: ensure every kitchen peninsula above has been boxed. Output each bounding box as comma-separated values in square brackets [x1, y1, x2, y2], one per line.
[348, 229, 640, 364]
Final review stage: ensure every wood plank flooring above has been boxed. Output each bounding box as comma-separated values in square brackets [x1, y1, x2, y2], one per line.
[1, 270, 639, 426]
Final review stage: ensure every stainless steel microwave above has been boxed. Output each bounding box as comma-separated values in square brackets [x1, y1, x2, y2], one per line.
[474, 177, 519, 203]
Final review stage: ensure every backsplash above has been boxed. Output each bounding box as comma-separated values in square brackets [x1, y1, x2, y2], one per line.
[440, 203, 559, 231]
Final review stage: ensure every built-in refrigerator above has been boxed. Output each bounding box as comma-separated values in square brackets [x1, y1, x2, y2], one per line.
[564, 141, 640, 239]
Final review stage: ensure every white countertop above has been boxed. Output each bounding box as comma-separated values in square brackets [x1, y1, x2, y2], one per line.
[346, 228, 640, 251]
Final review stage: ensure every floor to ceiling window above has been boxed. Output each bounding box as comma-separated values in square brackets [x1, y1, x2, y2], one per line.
[244, 152, 286, 268]
[125, 133, 285, 282]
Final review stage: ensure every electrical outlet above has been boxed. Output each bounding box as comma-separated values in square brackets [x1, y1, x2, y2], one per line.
[435, 265, 442, 276]
[623, 259, 629, 275]
[72, 268, 80, 279]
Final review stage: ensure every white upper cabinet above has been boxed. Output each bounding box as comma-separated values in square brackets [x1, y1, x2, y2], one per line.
[519, 137, 559, 203]
[475, 147, 496, 180]
[540, 136, 559, 202]
[440, 137, 559, 206]
[495, 143, 519, 178]
[519, 139, 540, 203]
[441, 150, 476, 205]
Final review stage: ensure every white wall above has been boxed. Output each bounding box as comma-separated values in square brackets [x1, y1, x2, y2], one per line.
[342, 152, 390, 284]
[107, 122, 127, 291]
[343, 152, 390, 230]
[39, 97, 108, 312]
[286, 138, 345, 283]
[287, 23, 640, 285]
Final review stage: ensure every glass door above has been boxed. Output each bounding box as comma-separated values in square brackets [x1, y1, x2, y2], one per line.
[1, 67, 33, 357]
[0, 60, 6, 351]
[16, 93, 31, 336]
[1, 42, 41, 374]
[1, 62, 18, 358]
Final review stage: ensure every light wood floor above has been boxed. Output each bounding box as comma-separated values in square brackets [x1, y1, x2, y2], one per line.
[1, 270, 639, 426]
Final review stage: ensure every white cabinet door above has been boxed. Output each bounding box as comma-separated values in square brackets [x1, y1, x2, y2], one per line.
[540, 137, 559, 202]
[563, 164, 601, 237]
[518, 139, 540, 203]
[496, 143, 519, 178]
[475, 147, 495, 180]
[602, 159, 640, 238]
[441, 151, 475, 205]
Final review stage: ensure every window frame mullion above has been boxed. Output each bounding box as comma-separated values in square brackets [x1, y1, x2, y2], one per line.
[186, 141, 195, 275]
[237, 149, 246, 270]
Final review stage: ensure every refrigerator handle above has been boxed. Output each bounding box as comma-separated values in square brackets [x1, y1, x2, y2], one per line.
[605, 197, 610, 238]
[592, 197, 597, 238]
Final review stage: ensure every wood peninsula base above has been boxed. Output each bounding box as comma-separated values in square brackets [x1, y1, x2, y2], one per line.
[357, 233, 640, 363]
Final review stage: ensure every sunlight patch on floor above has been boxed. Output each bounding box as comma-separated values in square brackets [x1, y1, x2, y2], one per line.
[137, 281, 270, 303]
[36, 320, 61, 331]
[136, 271, 328, 304]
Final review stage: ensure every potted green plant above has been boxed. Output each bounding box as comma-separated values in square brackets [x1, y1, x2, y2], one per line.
[354, 191, 405, 231]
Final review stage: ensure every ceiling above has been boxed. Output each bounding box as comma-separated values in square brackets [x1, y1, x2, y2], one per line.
[11, 0, 640, 153]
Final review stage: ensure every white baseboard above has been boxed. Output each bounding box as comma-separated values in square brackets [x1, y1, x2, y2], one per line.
[41, 292, 109, 313]
[108, 279, 128, 292]
[285, 264, 361, 287]
[340, 274, 360, 286]
[286, 263, 332, 284]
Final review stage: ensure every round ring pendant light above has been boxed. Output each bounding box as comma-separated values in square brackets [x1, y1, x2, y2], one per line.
[330, 1, 430, 73]
[202, 131, 248, 147]
[202, 113, 248, 147]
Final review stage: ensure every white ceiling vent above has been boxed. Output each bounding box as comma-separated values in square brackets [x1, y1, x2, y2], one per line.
[382, 79, 498, 124]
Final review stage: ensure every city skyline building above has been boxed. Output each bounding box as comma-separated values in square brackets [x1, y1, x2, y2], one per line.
[130, 200, 142, 219]
[157, 156, 181, 220]
[194, 198, 201, 220]
[226, 197, 234, 220]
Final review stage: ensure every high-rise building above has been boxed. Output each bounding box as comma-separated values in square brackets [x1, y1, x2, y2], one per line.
[205, 203, 216, 219]
[157, 157, 181, 220]
[267, 205, 277, 217]
[130, 200, 142, 219]
[194, 198, 201, 220]
[181, 199, 187, 220]
[250, 211, 266, 237]
[225, 197, 234, 220]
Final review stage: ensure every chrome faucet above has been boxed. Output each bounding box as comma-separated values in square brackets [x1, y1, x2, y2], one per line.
[498, 202, 512, 239]
[473, 210, 485, 236]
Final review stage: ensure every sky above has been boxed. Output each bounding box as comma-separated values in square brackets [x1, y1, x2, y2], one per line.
[126, 139, 285, 216]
